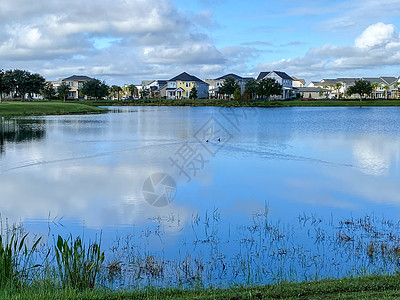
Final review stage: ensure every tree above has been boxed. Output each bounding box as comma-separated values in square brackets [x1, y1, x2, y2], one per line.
[2, 69, 45, 101]
[382, 84, 391, 99]
[0, 69, 4, 103]
[189, 85, 197, 99]
[127, 84, 138, 99]
[140, 89, 149, 99]
[233, 87, 241, 101]
[334, 82, 343, 99]
[347, 79, 372, 101]
[57, 82, 70, 102]
[257, 78, 282, 100]
[393, 82, 400, 99]
[219, 77, 239, 98]
[41, 82, 56, 101]
[110, 85, 123, 101]
[371, 82, 381, 99]
[81, 79, 109, 100]
[244, 78, 258, 99]
[26, 73, 46, 100]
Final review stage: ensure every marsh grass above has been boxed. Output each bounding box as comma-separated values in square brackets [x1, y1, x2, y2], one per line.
[2, 209, 400, 297]
[0, 219, 43, 288]
[55, 235, 105, 290]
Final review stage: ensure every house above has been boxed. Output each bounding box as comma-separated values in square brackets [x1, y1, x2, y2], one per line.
[166, 72, 209, 99]
[256, 71, 294, 99]
[291, 76, 306, 88]
[205, 74, 252, 98]
[308, 76, 398, 99]
[141, 80, 167, 98]
[297, 87, 331, 99]
[61, 75, 93, 99]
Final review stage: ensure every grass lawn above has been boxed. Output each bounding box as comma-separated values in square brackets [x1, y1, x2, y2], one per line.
[3, 274, 400, 299]
[0, 101, 108, 117]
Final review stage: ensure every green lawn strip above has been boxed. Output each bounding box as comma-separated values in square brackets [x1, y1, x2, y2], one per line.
[0, 102, 108, 116]
[4, 274, 400, 300]
[68, 99, 400, 108]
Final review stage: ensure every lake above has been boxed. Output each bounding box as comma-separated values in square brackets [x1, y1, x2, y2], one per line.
[1, 106, 400, 287]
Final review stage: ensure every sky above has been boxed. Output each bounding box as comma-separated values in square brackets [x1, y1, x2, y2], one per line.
[1, 0, 400, 85]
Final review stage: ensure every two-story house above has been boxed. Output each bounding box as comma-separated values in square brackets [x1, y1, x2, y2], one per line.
[61, 75, 93, 99]
[166, 72, 209, 99]
[205, 74, 252, 98]
[256, 71, 294, 99]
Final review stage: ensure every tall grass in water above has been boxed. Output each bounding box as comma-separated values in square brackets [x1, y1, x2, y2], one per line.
[55, 235, 104, 290]
[0, 233, 42, 287]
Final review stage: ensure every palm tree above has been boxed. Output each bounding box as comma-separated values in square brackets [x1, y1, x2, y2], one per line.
[335, 82, 343, 99]
[382, 84, 391, 99]
[393, 82, 400, 99]
[371, 82, 380, 99]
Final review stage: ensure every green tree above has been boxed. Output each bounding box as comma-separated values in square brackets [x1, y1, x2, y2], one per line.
[334, 82, 343, 99]
[244, 78, 258, 99]
[382, 84, 391, 99]
[233, 87, 241, 101]
[393, 82, 400, 99]
[0, 69, 4, 103]
[140, 89, 149, 99]
[26, 73, 46, 100]
[2, 70, 45, 101]
[219, 77, 239, 98]
[127, 84, 138, 99]
[347, 79, 372, 101]
[81, 79, 109, 100]
[41, 82, 56, 101]
[371, 82, 381, 99]
[189, 85, 197, 99]
[57, 82, 70, 102]
[110, 85, 122, 100]
[257, 78, 282, 100]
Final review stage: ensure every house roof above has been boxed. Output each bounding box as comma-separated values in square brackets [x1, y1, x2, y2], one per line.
[169, 72, 206, 83]
[380, 77, 397, 85]
[291, 76, 306, 85]
[256, 71, 292, 81]
[62, 75, 92, 81]
[215, 73, 244, 80]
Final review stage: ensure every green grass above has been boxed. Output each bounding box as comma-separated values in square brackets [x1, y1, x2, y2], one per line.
[0, 101, 108, 116]
[2, 274, 400, 299]
[69, 98, 400, 108]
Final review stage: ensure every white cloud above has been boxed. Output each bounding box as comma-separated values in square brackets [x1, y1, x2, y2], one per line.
[255, 23, 400, 80]
[0, 0, 230, 83]
[355, 23, 399, 49]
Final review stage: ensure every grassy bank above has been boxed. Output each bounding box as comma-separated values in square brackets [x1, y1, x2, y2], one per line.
[0, 101, 108, 117]
[3, 274, 400, 299]
[70, 98, 400, 108]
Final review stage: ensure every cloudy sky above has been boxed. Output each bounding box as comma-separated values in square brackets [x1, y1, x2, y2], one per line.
[1, 0, 400, 85]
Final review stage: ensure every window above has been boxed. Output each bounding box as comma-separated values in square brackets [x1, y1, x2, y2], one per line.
[68, 81, 74, 87]
[169, 82, 176, 88]
[186, 91, 190, 97]
[186, 82, 191, 88]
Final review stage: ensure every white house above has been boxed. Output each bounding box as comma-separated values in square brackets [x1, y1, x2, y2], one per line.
[256, 71, 294, 99]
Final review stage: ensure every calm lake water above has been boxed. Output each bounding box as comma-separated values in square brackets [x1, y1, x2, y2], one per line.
[1, 106, 400, 286]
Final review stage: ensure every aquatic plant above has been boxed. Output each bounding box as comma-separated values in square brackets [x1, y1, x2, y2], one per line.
[55, 235, 104, 290]
[0, 232, 42, 287]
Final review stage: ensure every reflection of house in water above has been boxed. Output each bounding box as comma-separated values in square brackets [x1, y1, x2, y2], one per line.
[0, 118, 46, 154]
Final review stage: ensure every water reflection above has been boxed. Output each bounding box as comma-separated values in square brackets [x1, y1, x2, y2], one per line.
[0, 118, 46, 155]
[0, 107, 399, 231]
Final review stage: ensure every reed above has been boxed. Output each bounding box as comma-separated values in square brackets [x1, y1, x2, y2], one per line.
[54, 235, 104, 290]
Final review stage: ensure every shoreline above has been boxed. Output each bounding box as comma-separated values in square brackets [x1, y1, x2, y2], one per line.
[72, 98, 400, 108]
[0, 101, 108, 117]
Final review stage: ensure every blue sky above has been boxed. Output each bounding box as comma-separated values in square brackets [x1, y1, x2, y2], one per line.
[1, 0, 400, 85]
